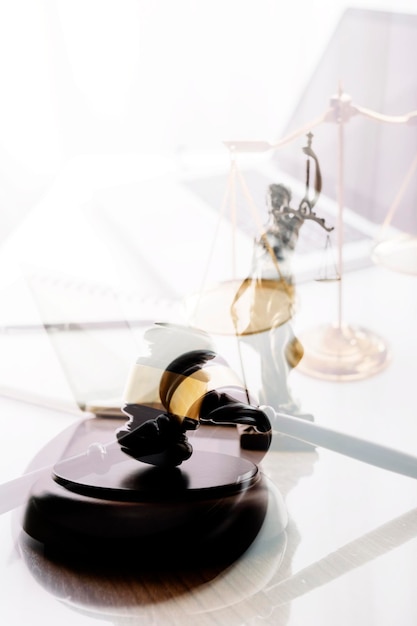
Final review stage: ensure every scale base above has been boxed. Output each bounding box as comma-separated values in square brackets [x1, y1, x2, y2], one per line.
[297, 323, 390, 381]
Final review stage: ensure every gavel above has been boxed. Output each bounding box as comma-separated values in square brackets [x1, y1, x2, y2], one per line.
[117, 347, 272, 467]
[116, 340, 417, 479]
[2, 323, 417, 518]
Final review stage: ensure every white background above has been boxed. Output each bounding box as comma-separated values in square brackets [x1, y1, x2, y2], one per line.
[1, 0, 416, 242]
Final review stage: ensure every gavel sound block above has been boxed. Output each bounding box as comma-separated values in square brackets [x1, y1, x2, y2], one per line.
[22, 350, 284, 568]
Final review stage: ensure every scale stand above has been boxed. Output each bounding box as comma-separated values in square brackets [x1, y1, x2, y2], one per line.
[297, 89, 417, 380]
[225, 88, 417, 381]
[297, 93, 389, 380]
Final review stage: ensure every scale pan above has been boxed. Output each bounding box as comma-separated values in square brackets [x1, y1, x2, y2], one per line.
[187, 278, 295, 336]
[372, 235, 417, 275]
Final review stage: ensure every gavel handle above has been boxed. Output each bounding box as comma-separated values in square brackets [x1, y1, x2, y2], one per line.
[264, 406, 417, 480]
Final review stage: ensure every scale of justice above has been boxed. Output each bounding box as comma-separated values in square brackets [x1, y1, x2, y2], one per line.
[6, 89, 417, 568]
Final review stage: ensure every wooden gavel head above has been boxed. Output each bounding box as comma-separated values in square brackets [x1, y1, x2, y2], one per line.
[117, 341, 272, 467]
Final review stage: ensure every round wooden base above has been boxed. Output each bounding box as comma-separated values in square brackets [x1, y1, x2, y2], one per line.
[21, 415, 285, 568]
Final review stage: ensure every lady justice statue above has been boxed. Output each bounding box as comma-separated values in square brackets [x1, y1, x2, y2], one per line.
[188, 134, 334, 447]
[232, 134, 334, 444]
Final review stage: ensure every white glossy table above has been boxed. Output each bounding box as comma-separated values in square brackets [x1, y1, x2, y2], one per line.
[1, 263, 417, 626]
